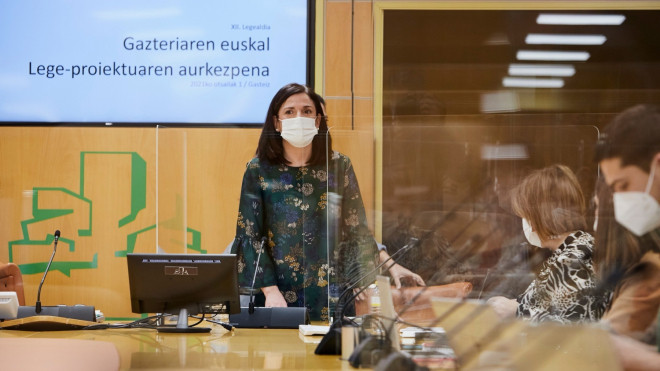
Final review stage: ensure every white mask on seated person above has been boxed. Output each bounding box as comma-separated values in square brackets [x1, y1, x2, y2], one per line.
[522, 218, 542, 247]
[613, 162, 660, 236]
[279, 117, 318, 148]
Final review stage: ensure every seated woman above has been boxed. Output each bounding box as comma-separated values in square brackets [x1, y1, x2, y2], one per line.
[487, 164, 608, 323]
[594, 177, 660, 344]
[231, 83, 377, 322]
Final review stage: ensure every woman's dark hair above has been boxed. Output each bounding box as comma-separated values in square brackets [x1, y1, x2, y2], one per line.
[595, 104, 660, 172]
[593, 176, 648, 290]
[256, 83, 332, 166]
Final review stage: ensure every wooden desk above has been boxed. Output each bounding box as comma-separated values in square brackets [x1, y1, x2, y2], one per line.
[0, 322, 348, 370]
[0, 313, 625, 371]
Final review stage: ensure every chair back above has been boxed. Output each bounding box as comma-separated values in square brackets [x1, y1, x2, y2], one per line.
[0, 262, 25, 306]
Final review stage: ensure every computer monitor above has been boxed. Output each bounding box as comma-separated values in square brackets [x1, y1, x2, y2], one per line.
[126, 253, 240, 333]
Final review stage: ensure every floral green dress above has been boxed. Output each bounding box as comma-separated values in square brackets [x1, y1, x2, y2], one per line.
[231, 152, 377, 321]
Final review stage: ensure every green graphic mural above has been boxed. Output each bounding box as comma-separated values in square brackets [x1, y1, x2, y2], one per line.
[8, 151, 203, 275]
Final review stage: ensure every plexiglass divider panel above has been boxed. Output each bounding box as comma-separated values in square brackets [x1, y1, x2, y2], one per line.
[381, 121, 599, 305]
[326, 127, 378, 324]
[155, 125, 189, 254]
[324, 121, 598, 328]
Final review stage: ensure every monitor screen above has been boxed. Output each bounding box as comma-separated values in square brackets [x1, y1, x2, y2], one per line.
[0, 0, 312, 125]
[126, 253, 240, 315]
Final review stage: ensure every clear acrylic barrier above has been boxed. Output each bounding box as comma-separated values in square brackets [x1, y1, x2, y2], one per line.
[326, 117, 599, 326]
[155, 125, 190, 254]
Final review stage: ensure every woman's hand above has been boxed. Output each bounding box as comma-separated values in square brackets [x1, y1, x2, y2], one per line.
[388, 263, 426, 289]
[379, 250, 425, 289]
[486, 296, 518, 319]
[261, 285, 287, 307]
[354, 288, 367, 302]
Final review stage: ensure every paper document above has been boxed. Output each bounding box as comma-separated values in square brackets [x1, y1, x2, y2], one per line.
[299, 324, 330, 336]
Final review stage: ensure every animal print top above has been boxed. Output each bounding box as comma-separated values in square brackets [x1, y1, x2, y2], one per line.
[517, 231, 609, 324]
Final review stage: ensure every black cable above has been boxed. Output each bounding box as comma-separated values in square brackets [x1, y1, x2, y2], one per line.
[190, 314, 235, 332]
[82, 314, 164, 330]
[333, 178, 496, 332]
[82, 312, 219, 331]
[186, 312, 205, 328]
[333, 237, 419, 321]
[389, 226, 498, 324]
[342, 213, 498, 325]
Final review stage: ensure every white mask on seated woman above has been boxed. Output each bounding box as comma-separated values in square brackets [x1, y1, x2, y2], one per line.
[522, 218, 542, 247]
[280, 117, 318, 148]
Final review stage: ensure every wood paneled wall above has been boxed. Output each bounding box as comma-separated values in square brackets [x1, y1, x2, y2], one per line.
[322, 0, 375, 225]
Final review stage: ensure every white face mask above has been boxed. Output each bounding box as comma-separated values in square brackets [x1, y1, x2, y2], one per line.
[522, 218, 542, 247]
[279, 116, 318, 148]
[613, 162, 660, 236]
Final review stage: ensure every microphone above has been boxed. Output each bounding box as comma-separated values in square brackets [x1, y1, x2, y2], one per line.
[335, 238, 419, 320]
[16, 230, 97, 324]
[315, 238, 419, 355]
[317, 179, 496, 356]
[35, 230, 59, 314]
[249, 236, 267, 314]
[408, 233, 594, 368]
[229, 236, 310, 328]
[349, 228, 499, 369]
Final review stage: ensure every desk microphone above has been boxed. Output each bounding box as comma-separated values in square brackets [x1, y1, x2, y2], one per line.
[322, 179, 496, 356]
[314, 238, 419, 355]
[35, 230, 59, 314]
[16, 230, 96, 324]
[229, 236, 310, 328]
[335, 238, 419, 320]
[249, 236, 267, 314]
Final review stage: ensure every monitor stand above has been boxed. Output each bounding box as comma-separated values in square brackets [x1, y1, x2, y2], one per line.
[156, 308, 211, 333]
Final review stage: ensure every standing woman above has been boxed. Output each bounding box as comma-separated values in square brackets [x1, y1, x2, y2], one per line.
[231, 83, 377, 321]
[487, 164, 608, 323]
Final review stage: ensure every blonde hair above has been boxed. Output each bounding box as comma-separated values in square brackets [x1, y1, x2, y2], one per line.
[511, 164, 587, 240]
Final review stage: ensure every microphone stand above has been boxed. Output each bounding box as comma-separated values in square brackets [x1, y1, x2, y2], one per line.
[317, 179, 496, 356]
[249, 237, 267, 314]
[334, 237, 420, 320]
[16, 230, 97, 323]
[36, 230, 60, 314]
[342, 179, 497, 320]
[369, 224, 500, 366]
[406, 233, 603, 369]
[314, 238, 419, 355]
[229, 236, 310, 329]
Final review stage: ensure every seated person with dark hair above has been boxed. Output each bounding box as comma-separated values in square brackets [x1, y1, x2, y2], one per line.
[595, 104, 660, 347]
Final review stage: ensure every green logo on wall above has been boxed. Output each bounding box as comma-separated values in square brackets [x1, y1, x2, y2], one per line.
[8, 151, 204, 275]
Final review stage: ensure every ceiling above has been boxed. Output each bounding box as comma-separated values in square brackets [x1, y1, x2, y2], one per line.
[383, 9, 660, 115]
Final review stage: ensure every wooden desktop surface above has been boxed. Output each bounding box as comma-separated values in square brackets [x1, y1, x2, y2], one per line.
[0, 321, 347, 370]
[0, 312, 624, 371]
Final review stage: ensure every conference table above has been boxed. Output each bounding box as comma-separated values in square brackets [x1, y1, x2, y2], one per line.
[0, 320, 348, 370]
[0, 303, 624, 371]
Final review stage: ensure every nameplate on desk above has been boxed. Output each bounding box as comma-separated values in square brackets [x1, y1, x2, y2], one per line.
[229, 306, 309, 329]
